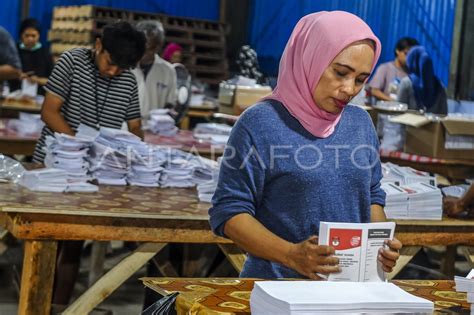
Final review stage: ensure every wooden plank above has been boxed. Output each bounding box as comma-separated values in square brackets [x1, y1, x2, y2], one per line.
[395, 231, 474, 246]
[387, 246, 422, 280]
[6, 213, 230, 244]
[461, 246, 474, 266]
[218, 244, 246, 273]
[63, 242, 166, 315]
[88, 241, 108, 286]
[18, 240, 57, 315]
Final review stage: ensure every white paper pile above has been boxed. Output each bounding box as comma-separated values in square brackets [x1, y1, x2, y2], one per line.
[454, 269, 474, 312]
[147, 109, 178, 136]
[250, 281, 433, 314]
[382, 163, 437, 186]
[44, 133, 94, 183]
[193, 123, 232, 145]
[381, 182, 409, 219]
[160, 157, 196, 188]
[89, 142, 129, 185]
[128, 148, 166, 187]
[6, 113, 44, 135]
[193, 158, 220, 203]
[18, 168, 98, 192]
[401, 182, 443, 220]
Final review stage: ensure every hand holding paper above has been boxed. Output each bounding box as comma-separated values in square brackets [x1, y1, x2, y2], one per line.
[378, 238, 402, 273]
[285, 235, 341, 280]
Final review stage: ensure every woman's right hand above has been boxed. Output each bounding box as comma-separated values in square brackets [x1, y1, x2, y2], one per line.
[284, 235, 341, 280]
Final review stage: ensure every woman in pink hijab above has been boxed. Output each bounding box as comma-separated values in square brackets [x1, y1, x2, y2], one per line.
[209, 11, 402, 279]
[162, 42, 183, 63]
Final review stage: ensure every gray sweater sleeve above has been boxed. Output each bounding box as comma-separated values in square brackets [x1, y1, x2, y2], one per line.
[0, 27, 21, 69]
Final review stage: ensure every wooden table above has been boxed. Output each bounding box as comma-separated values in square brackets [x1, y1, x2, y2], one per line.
[141, 278, 471, 314]
[0, 184, 236, 315]
[0, 99, 42, 114]
[0, 119, 39, 155]
[145, 130, 225, 160]
[3, 182, 474, 314]
[392, 217, 474, 278]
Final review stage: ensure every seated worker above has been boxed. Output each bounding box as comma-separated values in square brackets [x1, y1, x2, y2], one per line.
[444, 184, 474, 217]
[0, 25, 22, 81]
[163, 42, 183, 64]
[397, 46, 447, 115]
[368, 37, 418, 101]
[132, 20, 177, 120]
[31, 21, 146, 306]
[9, 18, 54, 95]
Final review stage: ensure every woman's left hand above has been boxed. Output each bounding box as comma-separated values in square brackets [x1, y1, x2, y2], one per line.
[378, 238, 402, 273]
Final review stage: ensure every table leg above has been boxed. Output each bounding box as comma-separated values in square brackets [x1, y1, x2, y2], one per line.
[218, 244, 246, 273]
[387, 246, 422, 280]
[63, 242, 166, 315]
[88, 241, 108, 286]
[441, 245, 457, 277]
[18, 240, 58, 315]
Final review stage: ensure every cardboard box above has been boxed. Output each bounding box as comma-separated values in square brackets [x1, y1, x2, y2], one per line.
[233, 86, 272, 114]
[404, 118, 474, 160]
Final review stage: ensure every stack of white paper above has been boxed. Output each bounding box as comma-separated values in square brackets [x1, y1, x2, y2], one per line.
[194, 123, 232, 136]
[147, 109, 178, 136]
[193, 123, 232, 145]
[382, 163, 437, 187]
[18, 168, 98, 192]
[127, 148, 166, 187]
[401, 182, 443, 220]
[160, 158, 195, 188]
[193, 157, 220, 203]
[89, 141, 129, 186]
[381, 183, 409, 219]
[250, 281, 433, 314]
[44, 133, 94, 183]
[454, 269, 474, 312]
[6, 113, 44, 135]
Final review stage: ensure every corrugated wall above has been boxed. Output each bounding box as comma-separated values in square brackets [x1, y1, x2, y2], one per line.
[248, 0, 456, 86]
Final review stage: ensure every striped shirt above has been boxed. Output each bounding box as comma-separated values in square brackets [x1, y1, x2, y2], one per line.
[33, 48, 141, 162]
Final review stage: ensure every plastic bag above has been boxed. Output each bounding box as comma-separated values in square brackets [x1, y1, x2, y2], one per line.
[0, 154, 25, 183]
[142, 292, 178, 315]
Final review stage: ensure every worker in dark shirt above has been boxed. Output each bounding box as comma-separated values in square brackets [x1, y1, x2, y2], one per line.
[9, 18, 54, 95]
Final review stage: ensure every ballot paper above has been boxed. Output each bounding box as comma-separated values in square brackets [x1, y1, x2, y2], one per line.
[18, 168, 98, 192]
[455, 269, 474, 292]
[382, 163, 437, 187]
[381, 183, 409, 219]
[6, 113, 44, 135]
[401, 182, 443, 220]
[147, 109, 178, 136]
[21, 79, 38, 97]
[319, 221, 395, 282]
[250, 281, 433, 314]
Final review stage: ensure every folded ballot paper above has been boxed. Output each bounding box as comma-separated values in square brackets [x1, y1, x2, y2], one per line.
[381, 183, 409, 219]
[250, 281, 433, 314]
[318, 221, 395, 282]
[18, 168, 98, 192]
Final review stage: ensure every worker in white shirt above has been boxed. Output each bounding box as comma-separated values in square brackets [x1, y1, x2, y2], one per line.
[133, 20, 177, 120]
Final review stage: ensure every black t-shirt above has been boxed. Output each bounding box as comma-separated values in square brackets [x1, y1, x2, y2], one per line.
[9, 44, 54, 95]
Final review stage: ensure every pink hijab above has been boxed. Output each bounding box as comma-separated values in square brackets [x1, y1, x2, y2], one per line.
[163, 43, 183, 62]
[266, 11, 381, 138]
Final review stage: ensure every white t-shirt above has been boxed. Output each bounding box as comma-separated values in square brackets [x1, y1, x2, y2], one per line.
[131, 54, 177, 119]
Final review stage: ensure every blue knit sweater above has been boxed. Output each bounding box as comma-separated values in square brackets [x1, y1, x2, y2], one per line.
[209, 100, 385, 278]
